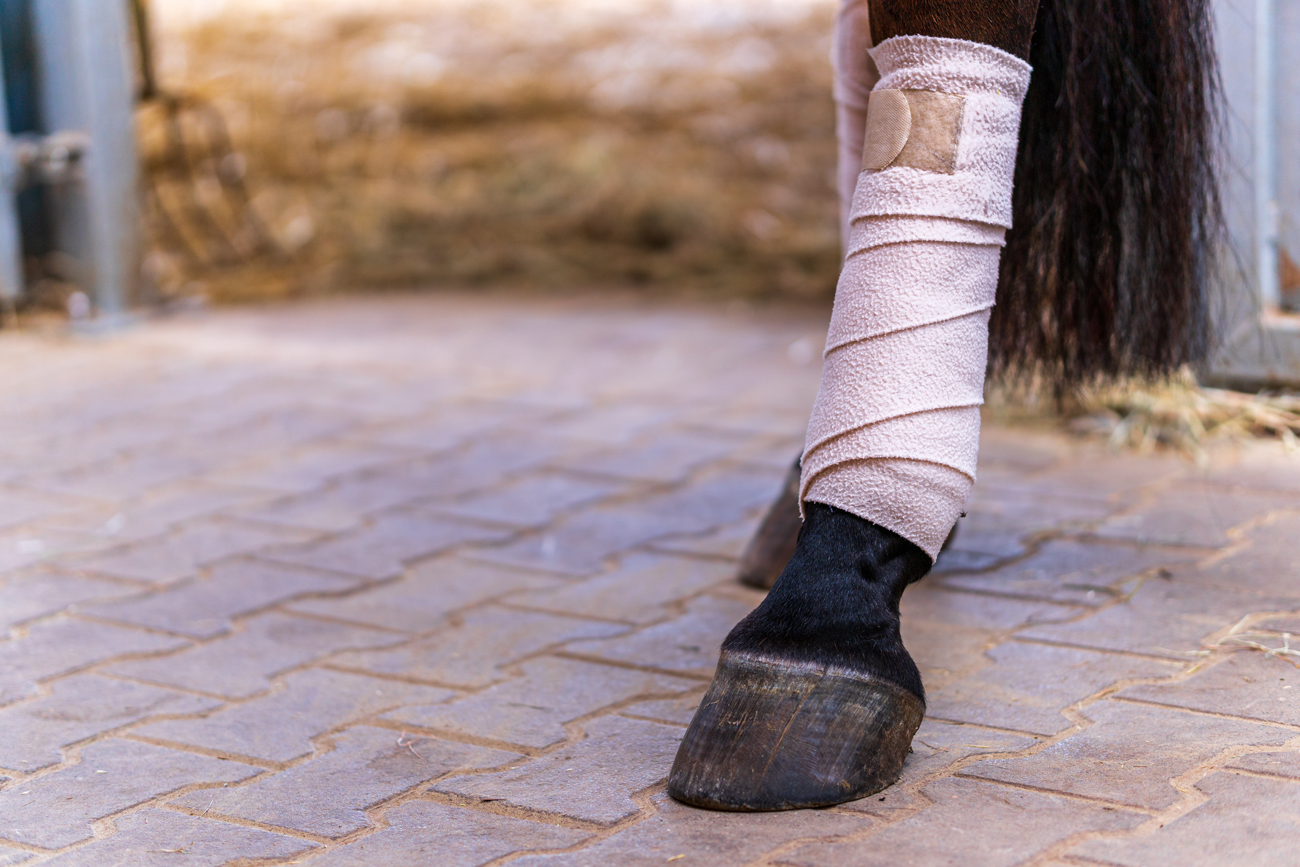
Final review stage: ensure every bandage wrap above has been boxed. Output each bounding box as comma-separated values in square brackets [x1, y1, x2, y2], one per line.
[803, 36, 1032, 559]
[831, 0, 878, 247]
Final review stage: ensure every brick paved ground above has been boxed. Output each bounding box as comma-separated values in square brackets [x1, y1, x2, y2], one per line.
[2, 293, 1299, 865]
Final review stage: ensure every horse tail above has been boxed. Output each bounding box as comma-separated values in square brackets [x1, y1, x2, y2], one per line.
[990, 0, 1224, 388]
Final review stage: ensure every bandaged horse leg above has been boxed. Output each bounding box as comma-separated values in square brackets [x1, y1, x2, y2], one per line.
[737, 0, 950, 590]
[670, 0, 1037, 811]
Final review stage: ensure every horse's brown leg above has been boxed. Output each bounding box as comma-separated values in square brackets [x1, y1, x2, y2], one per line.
[736, 0, 1018, 592]
[738, 459, 958, 590]
[869, 0, 1037, 60]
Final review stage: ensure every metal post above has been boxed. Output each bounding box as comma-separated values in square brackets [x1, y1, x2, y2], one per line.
[0, 39, 26, 305]
[1255, 0, 1279, 311]
[32, 0, 139, 322]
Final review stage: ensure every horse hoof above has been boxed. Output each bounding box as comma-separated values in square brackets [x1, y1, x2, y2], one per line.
[736, 459, 802, 590]
[667, 651, 924, 811]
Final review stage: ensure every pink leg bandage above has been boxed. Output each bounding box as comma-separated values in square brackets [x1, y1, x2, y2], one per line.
[832, 0, 879, 248]
[803, 36, 1032, 559]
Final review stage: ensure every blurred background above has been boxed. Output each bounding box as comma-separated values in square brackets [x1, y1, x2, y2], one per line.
[21, 0, 844, 312]
[2, 0, 1298, 445]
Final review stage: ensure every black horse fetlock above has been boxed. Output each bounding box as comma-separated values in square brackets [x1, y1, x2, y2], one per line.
[668, 503, 932, 812]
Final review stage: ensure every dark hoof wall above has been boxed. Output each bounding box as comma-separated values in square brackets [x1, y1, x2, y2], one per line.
[668, 652, 924, 811]
[736, 461, 802, 590]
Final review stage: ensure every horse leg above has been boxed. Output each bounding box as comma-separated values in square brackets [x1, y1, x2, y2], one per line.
[670, 0, 1038, 810]
[736, 0, 988, 592]
[737, 456, 958, 590]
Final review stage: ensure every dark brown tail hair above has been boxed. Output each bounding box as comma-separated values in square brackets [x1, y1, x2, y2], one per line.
[990, 0, 1224, 388]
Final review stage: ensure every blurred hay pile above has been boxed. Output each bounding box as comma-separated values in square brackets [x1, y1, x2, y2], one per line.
[988, 372, 1300, 460]
[1075, 377, 1300, 460]
[141, 0, 841, 304]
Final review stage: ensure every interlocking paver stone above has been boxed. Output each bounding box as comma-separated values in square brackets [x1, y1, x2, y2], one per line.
[206, 440, 417, 493]
[649, 517, 761, 559]
[903, 582, 1082, 631]
[937, 539, 1198, 606]
[349, 436, 580, 505]
[228, 475, 437, 533]
[1171, 512, 1300, 598]
[289, 557, 559, 633]
[1199, 444, 1300, 494]
[7, 291, 1300, 865]
[26, 449, 214, 501]
[551, 431, 738, 484]
[0, 674, 221, 770]
[357, 402, 559, 451]
[897, 622, 1002, 694]
[424, 472, 624, 528]
[1093, 484, 1299, 548]
[510, 554, 735, 625]
[0, 739, 259, 849]
[1116, 651, 1300, 725]
[434, 714, 683, 824]
[925, 640, 1182, 735]
[473, 471, 778, 576]
[541, 403, 682, 445]
[168, 725, 518, 838]
[1226, 749, 1300, 777]
[303, 801, 589, 866]
[1070, 772, 1300, 867]
[0, 487, 85, 532]
[69, 518, 309, 585]
[84, 559, 360, 637]
[962, 700, 1293, 809]
[882, 719, 1037, 791]
[931, 482, 1120, 573]
[383, 657, 697, 748]
[329, 607, 626, 688]
[0, 618, 189, 704]
[985, 447, 1187, 501]
[1015, 579, 1300, 660]
[261, 513, 512, 579]
[105, 612, 405, 698]
[963, 485, 1117, 538]
[134, 668, 456, 763]
[34, 480, 271, 543]
[470, 508, 700, 577]
[510, 791, 867, 867]
[779, 776, 1144, 867]
[563, 593, 756, 678]
[39, 808, 316, 867]
[974, 427, 1071, 471]
[0, 526, 115, 574]
[0, 570, 134, 636]
[620, 692, 706, 725]
[637, 471, 787, 528]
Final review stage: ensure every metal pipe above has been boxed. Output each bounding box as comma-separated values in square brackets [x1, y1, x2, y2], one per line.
[0, 38, 27, 304]
[1255, 0, 1279, 310]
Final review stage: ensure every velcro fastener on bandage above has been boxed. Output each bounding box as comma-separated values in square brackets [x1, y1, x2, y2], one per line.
[861, 89, 964, 174]
[851, 36, 1031, 228]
